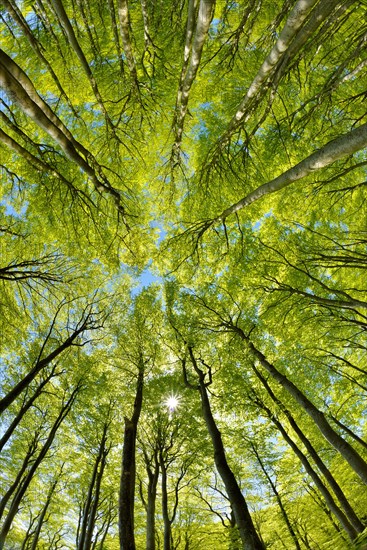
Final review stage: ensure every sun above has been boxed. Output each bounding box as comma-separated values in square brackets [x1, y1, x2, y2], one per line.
[164, 394, 180, 413]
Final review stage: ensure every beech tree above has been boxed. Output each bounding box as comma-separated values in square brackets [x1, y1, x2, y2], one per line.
[1, 1, 367, 549]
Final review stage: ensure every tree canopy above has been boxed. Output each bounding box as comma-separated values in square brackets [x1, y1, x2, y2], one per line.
[1, 0, 367, 549]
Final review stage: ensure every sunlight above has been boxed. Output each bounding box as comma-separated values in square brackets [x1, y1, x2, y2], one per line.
[164, 394, 180, 413]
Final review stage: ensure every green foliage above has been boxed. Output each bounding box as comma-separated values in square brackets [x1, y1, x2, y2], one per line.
[1, 1, 367, 549]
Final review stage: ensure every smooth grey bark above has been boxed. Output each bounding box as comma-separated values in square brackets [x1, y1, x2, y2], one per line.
[117, 0, 139, 87]
[252, 365, 364, 534]
[251, 394, 359, 541]
[185, 347, 265, 550]
[273, 0, 354, 87]
[173, 0, 215, 159]
[0, 50, 127, 215]
[2, 0, 78, 116]
[231, 324, 367, 486]
[49, 0, 113, 123]
[228, 0, 320, 128]
[119, 362, 144, 550]
[0, 49, 83, 152]
[0, 435, 40, 521]
[216, 122, 367, 223]
[205, 0, 327, 161]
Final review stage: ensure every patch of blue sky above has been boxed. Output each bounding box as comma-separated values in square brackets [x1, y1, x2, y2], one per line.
[0, 95, 9, 112]
[192, 119, 209, 140]
[42, 91, 59, 103]
[24, 10, 37, 25]
[90, 117, 104, 129]
[292, 222, 305, 231]
[0, 198, 28, 219]
[131, 267, 162, 296]
[149, 220, 166, 244]
[209, 18, 221, 36]
[252, 209, 273, 231]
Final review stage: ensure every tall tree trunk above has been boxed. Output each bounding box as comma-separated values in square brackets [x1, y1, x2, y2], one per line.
[84, 448, 108, 550]
[0, 49, 126, 215]
[0, 308, 93, 414]
[224, 0, 320, 128]
[0, 436, 40, 521]
[29, 474, 60, 550]
[250, 393, 359, 541]
[160, 460, 172, 550]
[119, 362, 144, 550]
[249, 443, 301, 550]
[252, 364, 364, 534]
[186, 347, 265, 550]
[216, 122, 367, 224]
[0, 366, 59, 452]
[0, 384, 80, 549]
[232, 325, 367, 485]
[145, 452, 159, 550]
[173, 0, 215, 159]
[78, 423, 109, 550]
[117, 0, 139, 88]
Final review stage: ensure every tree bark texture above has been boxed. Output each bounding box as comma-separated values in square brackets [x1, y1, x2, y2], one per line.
[232, 326, 367, 486]
[187, 347, 265, 550]
[119, 363, 144, 550]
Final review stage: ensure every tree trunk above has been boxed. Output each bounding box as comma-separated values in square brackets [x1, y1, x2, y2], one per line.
[233, 326, 367, 486]
[0, 385, 80, 549]
[252, 364, 364, 534]
[0, 366, 59, 452]
[0, 311, 92, 414]
[0, 49, 125, 212]
[187, 347, 265, 550]
[29, 475, 59, 550]
[160, 460, 172, 550]
[227, 0, 320, 128]
[216, 122, 367, 224]
[78, 423, 109, 550]
[251, 394, 359, 541]
[119, 362, 144, 550]
[0, 436, 39, 521]
[250, 443, 301, 550]
[173, 0, 215, 157]
[145, 454, 159, 550]
[117, 0, 139, 87]
[84, 447, 108, 550]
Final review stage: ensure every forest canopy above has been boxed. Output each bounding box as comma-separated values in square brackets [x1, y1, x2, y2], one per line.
[0, 0, 367, 549]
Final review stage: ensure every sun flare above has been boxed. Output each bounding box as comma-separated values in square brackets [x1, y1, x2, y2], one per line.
[164, 394, 180, 412]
